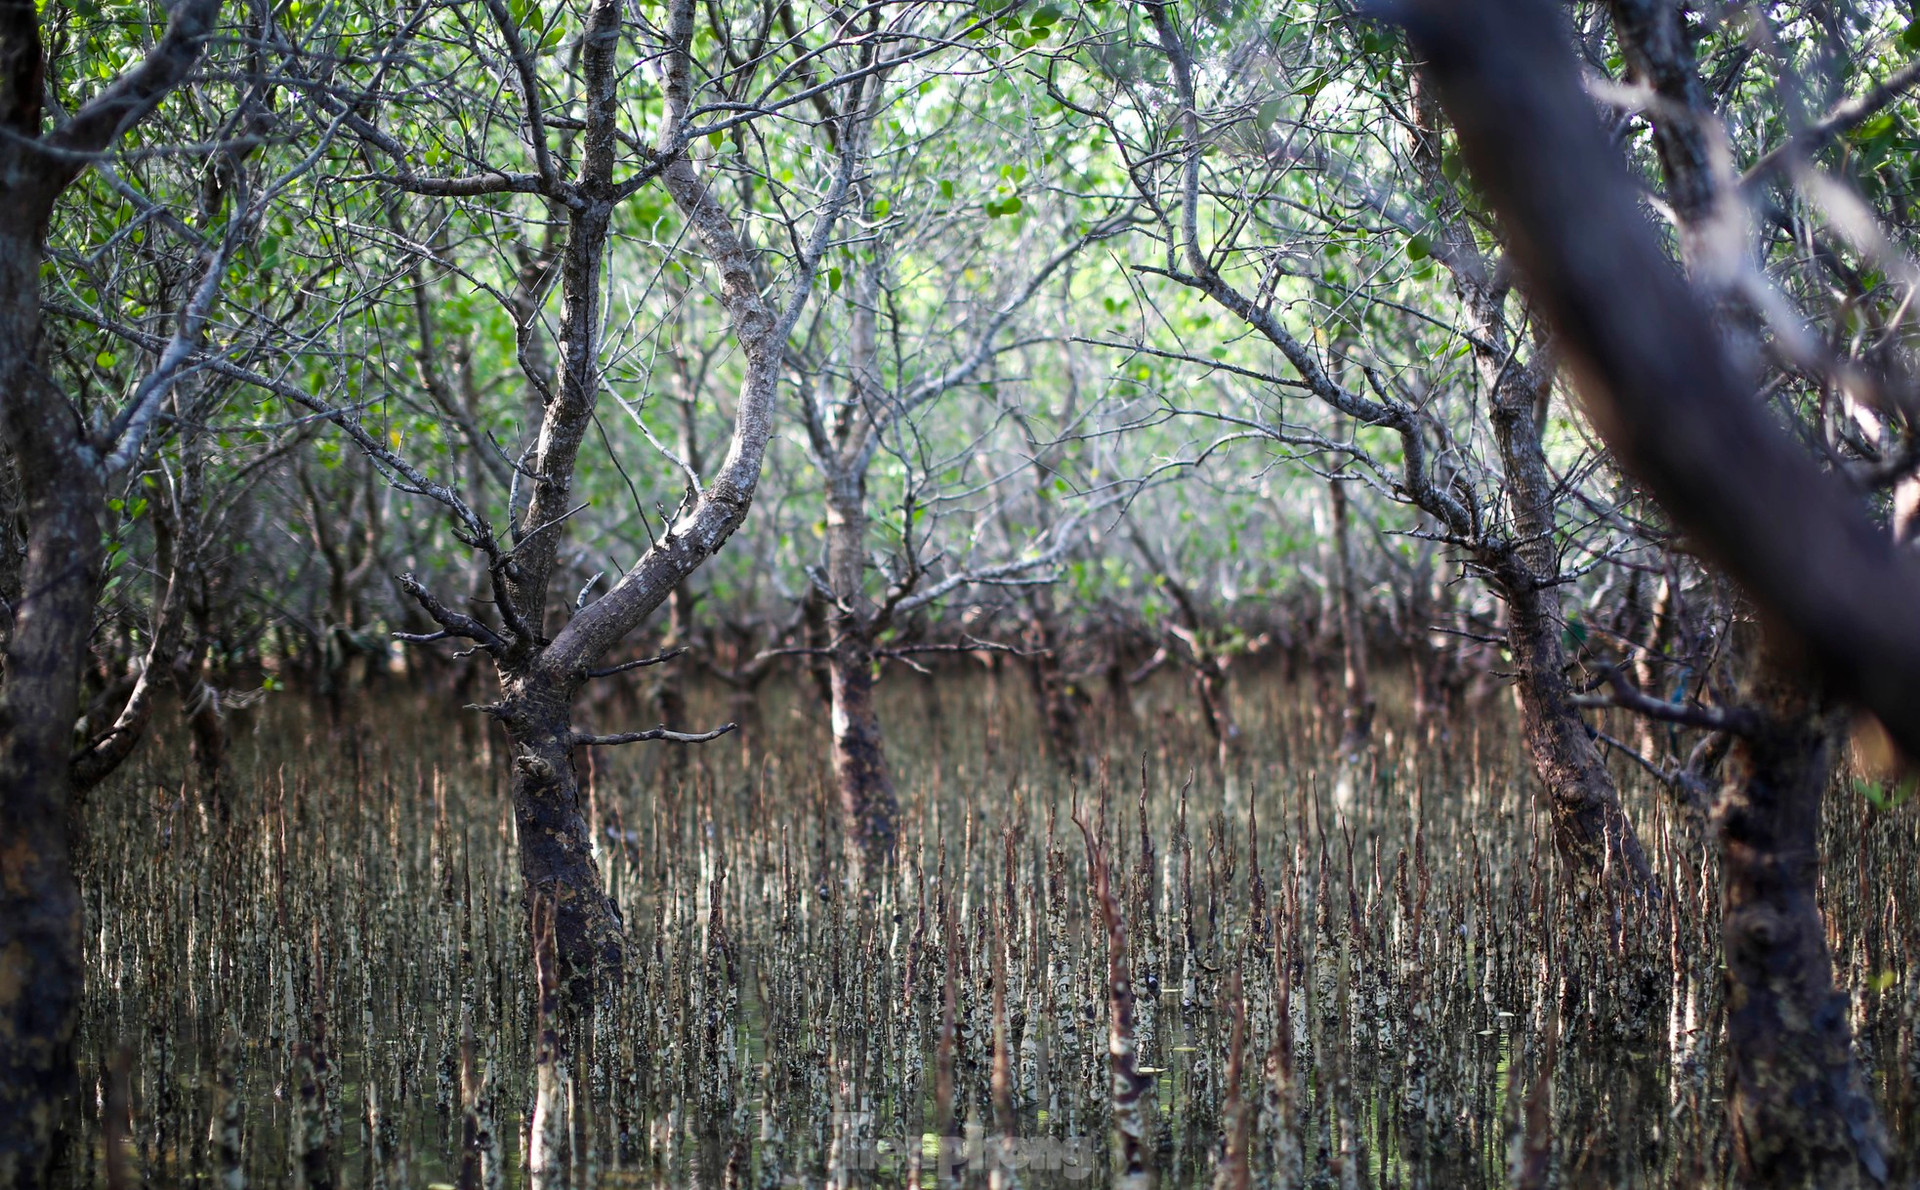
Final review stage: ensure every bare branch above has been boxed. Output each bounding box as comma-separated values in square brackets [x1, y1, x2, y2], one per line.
[572, 722, 738, 746]
[586, 646, 687, 678]
[395, 573, 507, 655]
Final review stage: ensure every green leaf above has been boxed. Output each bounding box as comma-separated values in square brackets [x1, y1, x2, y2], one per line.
[1852, 775, 1918, 810]
[872, 198, 890, 217]
[828, 267, 843, 292]
[1406, 234, 1431, 261]
[95, 351, 116, 368]
[1853, 112, 1897, 142]
[1903, 19, 1920, 51]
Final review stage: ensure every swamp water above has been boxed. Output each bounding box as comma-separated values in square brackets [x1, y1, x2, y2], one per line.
[61, 668, 1920, 1187]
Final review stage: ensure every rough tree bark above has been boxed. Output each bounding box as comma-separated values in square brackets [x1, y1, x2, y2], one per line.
[1410, 65, 1655, 887]
[1575, 1, 1883, 1175]
[792, 236, 907, 873]
[1501, 561, 1651, 881]
[0, 276, 101, 1182]
[1718, 645, 1888, 1188]
[1491, 415, 1652, 881]
[0, 1, 222, 1180]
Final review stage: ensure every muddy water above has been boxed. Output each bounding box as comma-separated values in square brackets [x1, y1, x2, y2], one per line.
[59, 668, 1919, 1187]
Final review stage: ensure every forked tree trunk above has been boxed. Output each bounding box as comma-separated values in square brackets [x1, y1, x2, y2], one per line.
[1719, 650, 1888, 1188]
[1406, 64, 1655, 888]
[1406, 8, 1905, 1174]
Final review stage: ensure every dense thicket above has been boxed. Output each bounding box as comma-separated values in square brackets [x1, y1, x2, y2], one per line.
[3, 0, 1919, 1185]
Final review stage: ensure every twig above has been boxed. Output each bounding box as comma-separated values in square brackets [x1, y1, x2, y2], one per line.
[585, 646, 688, 678]
[572, 722, 738, 746]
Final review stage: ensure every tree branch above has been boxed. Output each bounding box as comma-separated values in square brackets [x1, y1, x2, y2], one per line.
[1403, 0, 1920, 759]
[586, 646, 687, 678]
[40, 0, 222, 194]
[1572, 667, 1759, 735]
[572, 722, 738, 746]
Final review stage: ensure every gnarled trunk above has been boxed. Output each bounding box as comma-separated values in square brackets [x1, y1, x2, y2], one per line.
[1719, 653, 1887, 1188]
[1504, 573, 1653, 885]
[499, 678, 623, 1004]
[1409, 61, 1654, 887]
[1492, 383, 1653, 887]
[0, 4, 222, 1164]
